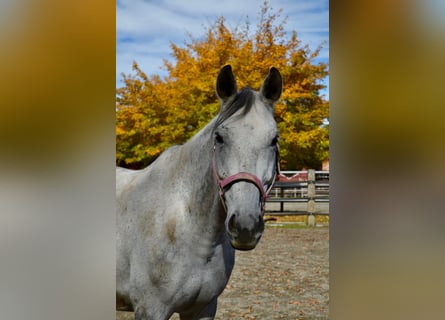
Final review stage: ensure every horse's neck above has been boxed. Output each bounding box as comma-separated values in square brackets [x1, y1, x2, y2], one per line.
[180, 122, 226, 232]
[172, 123, 228, 257]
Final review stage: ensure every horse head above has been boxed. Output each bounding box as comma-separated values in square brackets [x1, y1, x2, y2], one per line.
[212, 65, 282, 250]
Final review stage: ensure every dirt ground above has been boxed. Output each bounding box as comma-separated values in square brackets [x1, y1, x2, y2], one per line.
[116, 226, 329, 320]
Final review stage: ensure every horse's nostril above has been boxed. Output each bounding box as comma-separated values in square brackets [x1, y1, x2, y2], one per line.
[228, 214, 236, 232]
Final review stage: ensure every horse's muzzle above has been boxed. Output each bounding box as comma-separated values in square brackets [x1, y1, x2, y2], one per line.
[226, 211, 264, 250]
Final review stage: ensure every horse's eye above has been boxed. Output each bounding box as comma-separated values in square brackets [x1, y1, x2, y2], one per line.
[215, 133, 224, 145]
[271, 136, 279, 146]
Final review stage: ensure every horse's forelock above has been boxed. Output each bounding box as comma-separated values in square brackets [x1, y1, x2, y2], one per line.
[213, 88, 254, 130]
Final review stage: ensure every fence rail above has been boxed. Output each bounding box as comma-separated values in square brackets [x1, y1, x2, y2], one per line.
[266, 170, 329, 218]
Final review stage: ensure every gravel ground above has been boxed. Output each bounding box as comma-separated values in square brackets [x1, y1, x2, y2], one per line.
[117, 227, 329, 320]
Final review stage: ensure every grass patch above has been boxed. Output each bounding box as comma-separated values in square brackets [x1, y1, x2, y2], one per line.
[264, 214, 329, 228]
[266, 222, 309, 229]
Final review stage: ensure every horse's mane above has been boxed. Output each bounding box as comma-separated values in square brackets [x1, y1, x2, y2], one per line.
[213, 88, 254, 129]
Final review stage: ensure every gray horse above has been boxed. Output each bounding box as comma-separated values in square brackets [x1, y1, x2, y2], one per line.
[116, 65, 282, 320]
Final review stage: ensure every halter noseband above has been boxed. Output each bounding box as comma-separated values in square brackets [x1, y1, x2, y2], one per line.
[212, 146, 278, 213]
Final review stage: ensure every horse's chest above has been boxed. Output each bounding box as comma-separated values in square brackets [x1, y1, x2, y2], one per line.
[202, 258, 231, 294]
[183, 244, 235, 306]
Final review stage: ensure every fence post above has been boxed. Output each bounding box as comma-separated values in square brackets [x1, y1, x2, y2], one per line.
[307, 169, 316, 226]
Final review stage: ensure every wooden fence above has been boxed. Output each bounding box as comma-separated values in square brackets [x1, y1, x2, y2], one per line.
[266, 170, 329, 221]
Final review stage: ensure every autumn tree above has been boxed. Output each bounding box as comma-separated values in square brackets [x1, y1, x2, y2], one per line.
[116, 1, 328, 170]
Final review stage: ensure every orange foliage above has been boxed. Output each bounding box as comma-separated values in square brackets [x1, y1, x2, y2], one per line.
[116, 1, 328, 169]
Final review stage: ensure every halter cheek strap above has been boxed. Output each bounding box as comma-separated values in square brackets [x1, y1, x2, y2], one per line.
[212, 146, 277, 213]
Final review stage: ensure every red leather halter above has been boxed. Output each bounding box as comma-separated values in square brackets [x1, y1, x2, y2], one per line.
[212, 146, 277, 213]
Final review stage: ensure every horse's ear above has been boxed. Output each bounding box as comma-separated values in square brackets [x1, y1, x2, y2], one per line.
[260, 67, 282, 103]
[216, 65, 238, 103]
